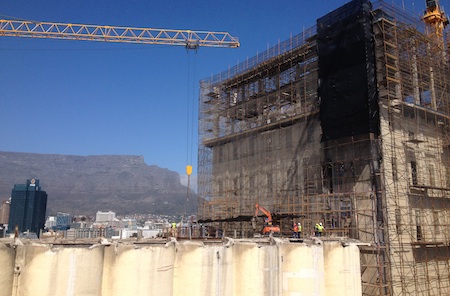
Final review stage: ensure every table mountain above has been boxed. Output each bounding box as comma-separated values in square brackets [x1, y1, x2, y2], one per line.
[0, 152, 197, 216]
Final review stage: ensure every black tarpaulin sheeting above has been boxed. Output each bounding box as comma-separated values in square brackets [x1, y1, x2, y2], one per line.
[317, 0, 380, 141]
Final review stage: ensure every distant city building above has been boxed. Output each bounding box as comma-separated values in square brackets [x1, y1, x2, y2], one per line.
[122, 218, 137, 230]
[70, 220, 91, 229]
[56, 212, 71, 230]
[66, 227, 115, 239]
[144, 221, 156, 229]
[0, 198, 11, 224]
[72, 215, 92, 226]
[8, 179, 48, 237]
[45, 216, 56, 229]
[107, 219, 124, 229]
[95, 211, 116, 223]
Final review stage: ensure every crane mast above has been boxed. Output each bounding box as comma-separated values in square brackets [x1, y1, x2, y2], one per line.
[422, 0, 449, 60]
[0, 19, 240, 49]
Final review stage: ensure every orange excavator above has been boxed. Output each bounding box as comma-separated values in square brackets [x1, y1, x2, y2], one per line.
[252, 203, 281, 235]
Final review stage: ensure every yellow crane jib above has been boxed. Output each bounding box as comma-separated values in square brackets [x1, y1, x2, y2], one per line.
[0, 19, 240, 48]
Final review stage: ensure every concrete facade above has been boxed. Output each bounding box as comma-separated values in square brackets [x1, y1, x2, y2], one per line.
[197, 1, 450, 295]
[0, 237, 361, 296]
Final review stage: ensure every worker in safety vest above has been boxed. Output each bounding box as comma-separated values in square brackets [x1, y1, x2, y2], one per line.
[314, 223, 319, 237]
[293, 223, 299, 238]
[298, 222, 302, 238]
[317, 222, 324, 237]
[171, 222, 177, 237]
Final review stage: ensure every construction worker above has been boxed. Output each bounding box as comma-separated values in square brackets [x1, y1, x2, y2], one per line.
[314, 223, 319, 237]
[171, 222, 177, 237]
[293, 223, 299, 238]
[298, 222, 302, 238]
[317, 222, 324, 237]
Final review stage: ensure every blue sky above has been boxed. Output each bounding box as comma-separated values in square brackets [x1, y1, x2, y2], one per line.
[0, 0, 443, 189]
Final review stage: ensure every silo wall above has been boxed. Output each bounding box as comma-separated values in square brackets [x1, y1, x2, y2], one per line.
[0, 238, 361, 296]
[0, 243, 15, 296]
[11, 241, 104, 296]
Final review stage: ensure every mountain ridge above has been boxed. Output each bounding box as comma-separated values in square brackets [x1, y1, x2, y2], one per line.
[0, 151, 196, 216]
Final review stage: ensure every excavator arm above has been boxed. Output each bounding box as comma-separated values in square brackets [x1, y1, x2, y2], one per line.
[0, 19, 240, 49]
[253, 203, 280, 235]
[254, 203, 273, 223]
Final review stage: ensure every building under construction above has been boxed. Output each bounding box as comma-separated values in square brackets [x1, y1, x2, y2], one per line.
[197, 0, 450, 295]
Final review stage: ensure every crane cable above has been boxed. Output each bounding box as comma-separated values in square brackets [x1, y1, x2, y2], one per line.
[184, 49, 196, 223]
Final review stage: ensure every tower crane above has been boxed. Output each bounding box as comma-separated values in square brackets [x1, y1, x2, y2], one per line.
[0, 18, 240, 49]
[422, 0, 449, 59]
[0, 17, 239, 218]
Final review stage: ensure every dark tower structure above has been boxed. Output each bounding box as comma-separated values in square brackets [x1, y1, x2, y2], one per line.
[8, 179, 48, 237]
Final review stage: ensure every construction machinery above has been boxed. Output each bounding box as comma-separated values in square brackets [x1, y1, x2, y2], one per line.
[0, 16, 239, 229]
[0, 19, 239, 49]
[422, 0, 449, 59]
[252, 203, 281, 235]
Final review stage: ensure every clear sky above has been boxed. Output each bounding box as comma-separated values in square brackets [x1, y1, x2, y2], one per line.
[0, 0, 443, 189]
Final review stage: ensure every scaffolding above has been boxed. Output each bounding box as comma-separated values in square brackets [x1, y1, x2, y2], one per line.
[197, 0, 450, 295]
